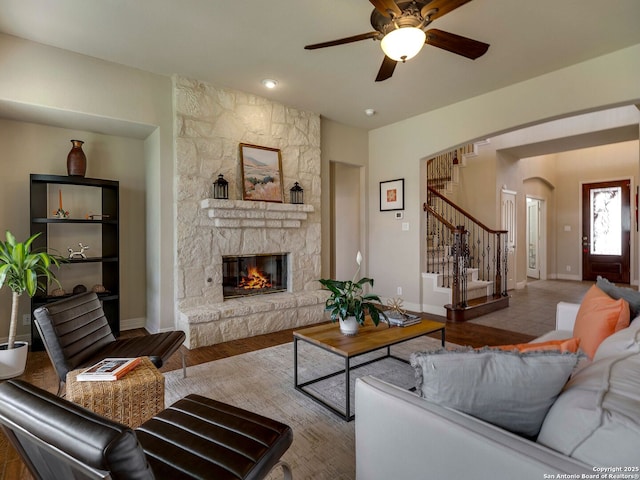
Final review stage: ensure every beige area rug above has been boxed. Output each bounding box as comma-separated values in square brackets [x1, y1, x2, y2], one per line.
[164, 335, 455, 480]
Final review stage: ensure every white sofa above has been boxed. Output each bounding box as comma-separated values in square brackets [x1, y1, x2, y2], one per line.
[355, 302, 640, 480]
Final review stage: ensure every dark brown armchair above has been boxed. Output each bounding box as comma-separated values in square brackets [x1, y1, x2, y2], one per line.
[0, 379, 293, 480]
[33, 292, 186, 395]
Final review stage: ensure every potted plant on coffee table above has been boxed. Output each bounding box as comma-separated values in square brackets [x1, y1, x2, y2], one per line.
[0, 231, 62, 379]
[319, 251, 387, 335]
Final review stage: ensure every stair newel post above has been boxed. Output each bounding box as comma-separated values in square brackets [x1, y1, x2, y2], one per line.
[495, 232, 503, 296]
[461, 228, 469, 307]
[452, 225, 467, 309]
[502, 231, 509, 296]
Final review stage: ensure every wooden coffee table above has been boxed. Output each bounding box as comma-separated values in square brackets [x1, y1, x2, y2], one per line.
[294, 318, 445, 421]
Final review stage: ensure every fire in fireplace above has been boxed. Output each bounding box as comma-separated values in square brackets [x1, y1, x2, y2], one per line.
[222, 254, 288, 298]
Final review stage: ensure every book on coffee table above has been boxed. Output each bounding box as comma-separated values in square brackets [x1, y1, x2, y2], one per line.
[383, 311, 422, 327]
[76, 357, 142, 381]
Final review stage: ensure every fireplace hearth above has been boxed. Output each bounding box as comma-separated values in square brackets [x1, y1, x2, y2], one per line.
[223, 254, 288, 299]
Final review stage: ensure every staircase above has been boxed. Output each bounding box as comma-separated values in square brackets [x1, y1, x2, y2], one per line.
[423, 144, 509, 321]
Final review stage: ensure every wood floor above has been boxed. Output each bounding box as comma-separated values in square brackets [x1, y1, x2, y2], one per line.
[1, 317, 534, 479]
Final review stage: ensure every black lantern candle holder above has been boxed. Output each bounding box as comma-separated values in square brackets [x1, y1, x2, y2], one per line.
[213, 174, 229, 199]
[290, 182, 304, 204]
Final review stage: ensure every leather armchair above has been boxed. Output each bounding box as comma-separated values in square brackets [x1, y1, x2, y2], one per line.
[33, 292, 186, 394]
[0, 379, 293, 480]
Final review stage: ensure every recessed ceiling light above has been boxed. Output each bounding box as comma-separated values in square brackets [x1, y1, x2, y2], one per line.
[262, 79, 278, 89]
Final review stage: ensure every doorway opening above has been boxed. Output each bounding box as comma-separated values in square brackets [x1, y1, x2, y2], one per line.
[330, 162, 364, 280]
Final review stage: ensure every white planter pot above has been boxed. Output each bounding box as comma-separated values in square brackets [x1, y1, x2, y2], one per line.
[0, 341, 29, 380]
[339, 316, 360, 336]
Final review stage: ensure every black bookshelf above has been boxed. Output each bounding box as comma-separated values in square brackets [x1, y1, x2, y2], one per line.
[29, 174, 120, 350]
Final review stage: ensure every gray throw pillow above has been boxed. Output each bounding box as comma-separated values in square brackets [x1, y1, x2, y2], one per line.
[410, 348, 581, 437]
[596, 276, 640, 319]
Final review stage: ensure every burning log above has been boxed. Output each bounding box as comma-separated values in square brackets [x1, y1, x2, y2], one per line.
[239, 266, 272, 290]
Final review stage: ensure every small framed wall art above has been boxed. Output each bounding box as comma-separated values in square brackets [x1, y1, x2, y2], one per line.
[380, 178, 404, 211]
[239, 143, 284, 203]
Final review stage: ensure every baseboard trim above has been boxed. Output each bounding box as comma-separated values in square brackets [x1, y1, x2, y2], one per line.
[121, 317, 147, 331]
[555, 273, 582, 281]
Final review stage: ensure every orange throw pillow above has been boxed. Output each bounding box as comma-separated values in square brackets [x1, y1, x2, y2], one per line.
[493, 338, 580, 354]
[573, 285, 630, 359]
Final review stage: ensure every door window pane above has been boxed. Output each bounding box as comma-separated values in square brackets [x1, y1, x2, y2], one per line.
[590, 187, 621, 255]
[527, 201, 538, 269]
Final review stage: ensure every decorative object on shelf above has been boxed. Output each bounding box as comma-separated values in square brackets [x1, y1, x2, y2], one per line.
[380, 178, 405, 211]
[0, 231, 62, 379]
[212, 174, 229, 199]
[386, 297, 406, 317]
[68, 243, 89, 259]
[319, 251, 387, 336]
[53, 189, 70, 219]
[85, 213, 110, 220]
[66, 139, 87, 177]
[51, 288, 66, 297]
[289, 182, 304, 204]
[239, 143, 284, 203]
[91, 284, 107, 293]
[72, 284, 87, 295]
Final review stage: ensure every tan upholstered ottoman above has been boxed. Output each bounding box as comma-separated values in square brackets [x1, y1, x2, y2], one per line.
[66, 356, 165, 428]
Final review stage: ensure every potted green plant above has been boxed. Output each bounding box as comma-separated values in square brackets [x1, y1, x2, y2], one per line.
[0, 231, 62, 379]
[319, 251, 387, 335]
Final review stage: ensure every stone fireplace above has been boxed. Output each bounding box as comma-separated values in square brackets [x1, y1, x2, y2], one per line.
[173, 77, 327, 349]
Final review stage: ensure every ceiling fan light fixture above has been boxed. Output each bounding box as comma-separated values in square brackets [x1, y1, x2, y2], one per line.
[380, 27, 426, 62]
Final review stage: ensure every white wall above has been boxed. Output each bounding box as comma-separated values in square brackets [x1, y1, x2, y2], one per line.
[320, 119, 368, 278]
[0, 119, 146, 341]
[368, 44, 640, 308]
[332, 162, 362, 280]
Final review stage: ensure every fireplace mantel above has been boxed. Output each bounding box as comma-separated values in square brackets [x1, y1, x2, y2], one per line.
[200, 199, 314, 229]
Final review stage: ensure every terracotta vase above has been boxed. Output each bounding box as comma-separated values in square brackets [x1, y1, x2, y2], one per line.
[67, 139, 87, 177]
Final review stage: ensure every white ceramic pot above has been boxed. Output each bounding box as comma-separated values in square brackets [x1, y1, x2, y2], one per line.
[0, 341, 29, 380]
[339, 316, 360, 336]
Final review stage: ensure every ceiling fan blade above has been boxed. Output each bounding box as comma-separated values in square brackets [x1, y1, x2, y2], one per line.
[425, 29, 489, 59]
[375, 56, 397, 82]
[421, 0, 472, 21]
[305, 31, 379, 50]
[369, 0, 402, 18]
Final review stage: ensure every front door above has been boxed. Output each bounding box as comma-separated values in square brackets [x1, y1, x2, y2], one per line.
[582, 180, 631, 283]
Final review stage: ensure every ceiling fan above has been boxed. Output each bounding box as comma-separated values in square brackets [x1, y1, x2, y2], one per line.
[304, 0, 489, 82]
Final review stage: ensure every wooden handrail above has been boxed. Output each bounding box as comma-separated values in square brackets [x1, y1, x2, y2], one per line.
[422, 202, 456, 231]
[427, 186, 507, 235]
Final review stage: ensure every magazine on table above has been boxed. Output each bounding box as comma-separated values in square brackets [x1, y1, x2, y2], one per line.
[383, 311, 422, 327]
[76, 357, 142, 382]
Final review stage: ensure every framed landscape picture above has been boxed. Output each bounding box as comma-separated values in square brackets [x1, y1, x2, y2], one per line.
[239, 143, 284, 203]
[380, 178, 404, 211]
